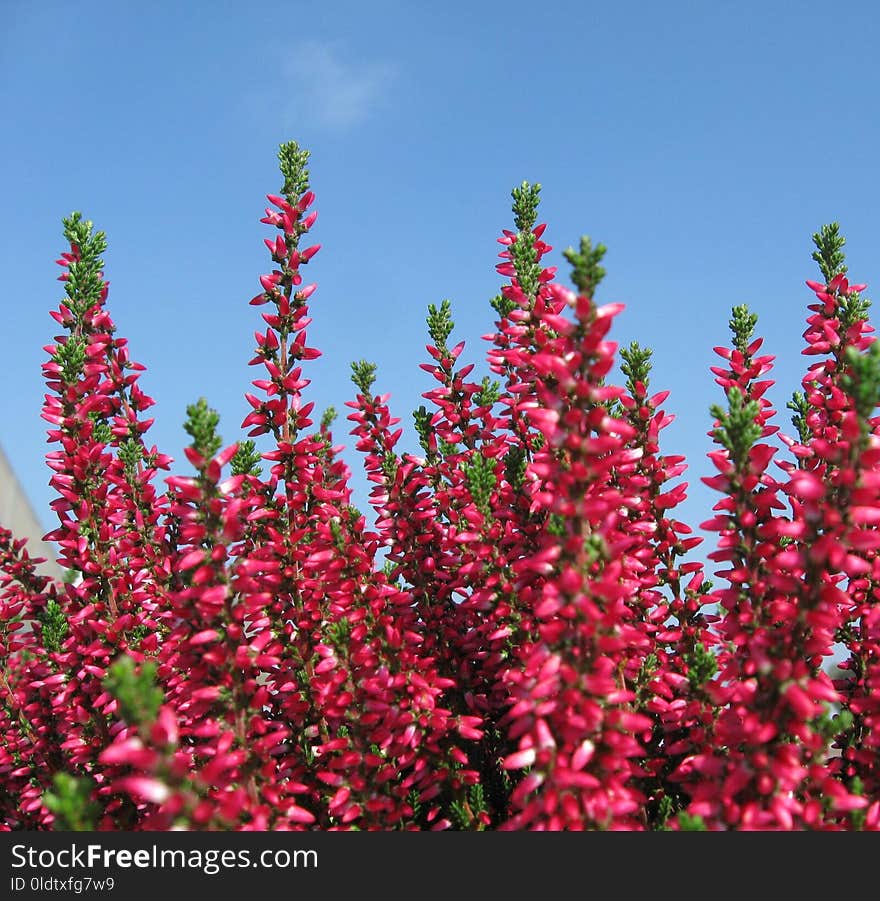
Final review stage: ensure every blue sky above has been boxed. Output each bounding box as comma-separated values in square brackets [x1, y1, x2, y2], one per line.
[2, 0, 880, 562]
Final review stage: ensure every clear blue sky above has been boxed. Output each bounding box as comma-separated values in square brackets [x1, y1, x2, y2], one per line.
[3, 0, 880, 558]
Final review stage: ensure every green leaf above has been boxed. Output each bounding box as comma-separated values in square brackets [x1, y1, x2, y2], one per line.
[231, 439, 262, 477]
[52, 335, 88, 383]
[38, 599, 69, 653]
[685, 642, 717, 691]
[620, 342, 653, 395]
[278, 141, 310, 202]
[503, 445, 527, 492]
[729, 305, 759, 355]
[413, 405, 435, 457]
[676, 812, 708, 831]
[786, 390, 811, 445]
[811, 222, 847, 283]
[103, 655, 164, 727]
[60, 212, 108, 318]
[350, 360, 377, 396]
[710, 385, 762, 467]
[563, 235, 607, 297]
[464, 453, 497, 517]
[511, 181, 541, 233]
[841, 341, 880, 424]
[475, 376, 501, 409]
[118, 438, 144, 479]
[43, 772, 99, 831]
[508, 182, 543, 300]
[490, 293, 516, 319]
[427, 299, 455, 352]
[183, 397, 222, 461]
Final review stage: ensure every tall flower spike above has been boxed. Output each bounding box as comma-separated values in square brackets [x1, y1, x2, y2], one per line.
[35, 211, 169, 828]
[615, 341, 711, 829]
[497, 221, 653, 827]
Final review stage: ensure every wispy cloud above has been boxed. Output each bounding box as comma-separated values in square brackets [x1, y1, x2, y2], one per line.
[281, 40, 397, 130]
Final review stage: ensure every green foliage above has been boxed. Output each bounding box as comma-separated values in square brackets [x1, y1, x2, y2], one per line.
[510, 234, 540, 300]
[490, 293, 516, 319]
[427, 299, 455, 353]
[89, 412, 113, 445]
[510, 182, 542, 300]
[685, 642, 718, 691]
[320, 406, 338, 431]
[811, 222, 847, 284]
[810, 222, 870, 330]
[43, 773, 99, 831]
[729, 304, 759, 356]
[546, 513, 567, 536]
[564, 235, 607, 298]
[639, 652, 659, 681]
[464, 453, 496, 517]
[118, 438, 143, 480]
[451, 783, 488, 830]
[325, 616, 350, 650]
[503, 445, 527, 492]
[103, 655, 163, 728]
[382, 559, 400, 587]
[413, 405, 434, 456]
[839, 289, 872, 334]
[654, 794, 676, 830]
[231, 439, 263, 477]
[841, 341, 880, 424]
[813, 706, 853, 743]
[183, 397, 222, 461]
[849, 775, 867, 830]
[406, 788, 423, 823]
[52, 335, 87, 383]
[676, 812, 708, 831]
[329, 517, 347, 552]
[475, 376, 501, 409]
[710, 386, 763, 468]
[127, 624, 151, 649]
[381, 451, 398, 481]
[620, 342, 653, 395]
[61, 212, 108, 318]
[511, 181, 541, 233]
[350, 360, 377, 396]
[39, 598, 68, 653]
[786, 390, 811, 445]
[582, 533, 607, 566]
[635, 652, 659, 703]
[438, 438, 458, 457]
[278, 140, 310, 203]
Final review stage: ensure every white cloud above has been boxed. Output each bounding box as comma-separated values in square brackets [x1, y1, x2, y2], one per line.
[282, 40, 397, 130]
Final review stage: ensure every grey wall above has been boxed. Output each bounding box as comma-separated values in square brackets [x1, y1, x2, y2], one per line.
[0, 444, 64, 581]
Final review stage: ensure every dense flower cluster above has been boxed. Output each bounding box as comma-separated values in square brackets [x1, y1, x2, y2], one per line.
[2, 146, 880, 830]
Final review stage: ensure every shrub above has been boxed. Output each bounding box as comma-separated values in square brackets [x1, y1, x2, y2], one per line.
[1, 143, 878, 831]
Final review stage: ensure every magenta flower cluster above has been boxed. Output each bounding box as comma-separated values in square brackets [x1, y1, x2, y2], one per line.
[1, 145, 878, 830]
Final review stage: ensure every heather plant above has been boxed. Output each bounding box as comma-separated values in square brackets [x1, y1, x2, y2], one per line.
[2, 142, 880, 830]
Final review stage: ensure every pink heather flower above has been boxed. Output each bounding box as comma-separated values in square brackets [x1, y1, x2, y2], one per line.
[7, 152, 880, 833]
